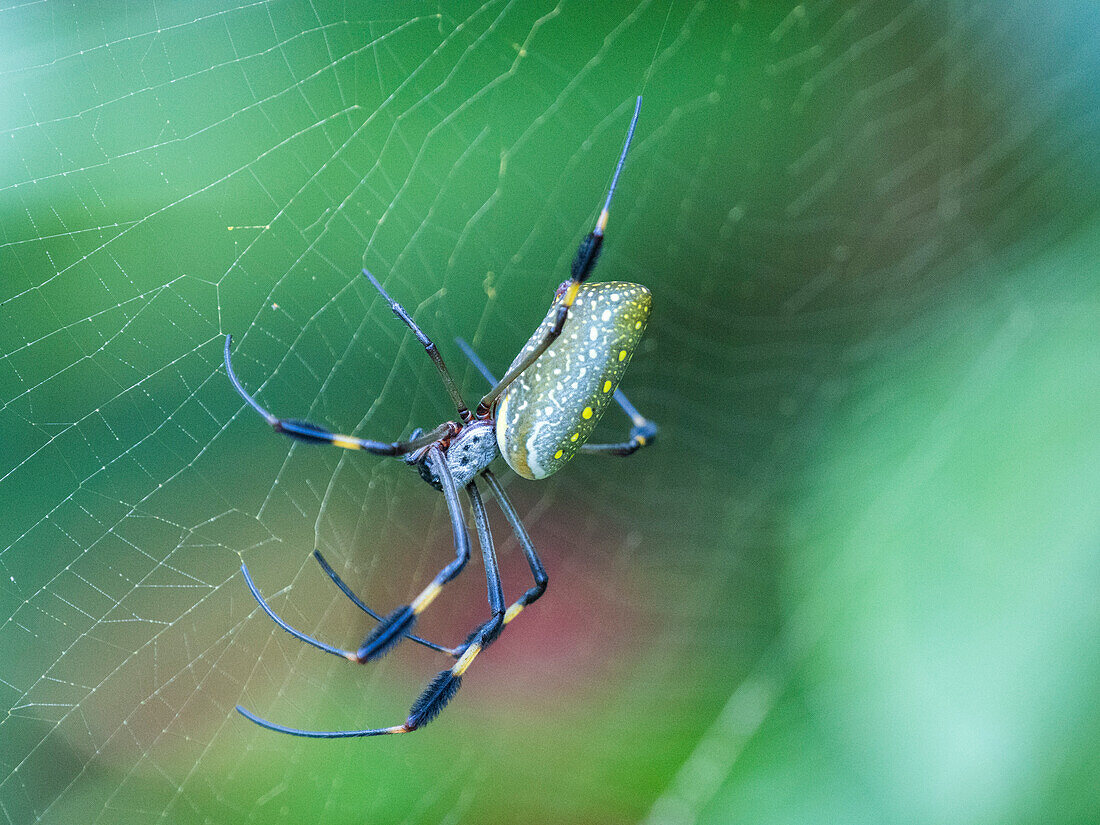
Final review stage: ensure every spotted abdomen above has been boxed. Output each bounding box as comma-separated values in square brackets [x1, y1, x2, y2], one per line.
[495, 281, 651, 479]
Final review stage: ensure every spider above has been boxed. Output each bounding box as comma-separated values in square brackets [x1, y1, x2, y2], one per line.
[226, 96, 657, 738]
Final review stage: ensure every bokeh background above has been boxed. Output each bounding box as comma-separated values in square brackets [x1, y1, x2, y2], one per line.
[2, 1, 1098, 823]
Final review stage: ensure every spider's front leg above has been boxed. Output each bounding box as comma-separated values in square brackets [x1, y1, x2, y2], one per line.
[474, 95, 642, 417]
[224, 334, 455, 456]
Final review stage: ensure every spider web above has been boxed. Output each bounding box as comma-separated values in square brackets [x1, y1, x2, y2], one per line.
[2, 2, 1099, 824]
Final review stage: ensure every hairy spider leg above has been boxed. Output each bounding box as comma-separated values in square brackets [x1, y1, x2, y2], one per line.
[235, 470, 510, 737]
[224, 334, 455, 455]
[475, 96, 644, 416]
[350, 447, 471, 663]
[311, 550, 458, 656]
[361, 268, 470, 421]
[455, 336, 658, 455]
[402, 479, 509, 730]
[235, 448, 471, 672]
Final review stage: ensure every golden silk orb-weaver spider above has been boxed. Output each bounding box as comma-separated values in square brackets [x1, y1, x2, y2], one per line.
[226, 97, 656, 738]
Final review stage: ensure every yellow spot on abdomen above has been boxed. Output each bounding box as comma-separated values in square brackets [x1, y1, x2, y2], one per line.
[618, 350, 627, 361]
[582, 406, 593, 419]
[553, 449, 563, 459]
[602, 380, 612, 393]
[570, 432, 579, 442]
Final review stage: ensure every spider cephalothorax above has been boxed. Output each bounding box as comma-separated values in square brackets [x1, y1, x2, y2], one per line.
[406, 420, 498, 490]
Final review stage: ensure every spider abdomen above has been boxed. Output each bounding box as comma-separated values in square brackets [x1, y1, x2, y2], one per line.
[495, 281, 651, 479]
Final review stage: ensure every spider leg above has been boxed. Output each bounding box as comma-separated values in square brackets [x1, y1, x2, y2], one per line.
[457, 336, 657, 456]
[351, 446, 471, 662]
[402, 478, 507, 731]
[475, 96, 643, 416]
[480, 469, 548, 625]
[578, 388, 658, 455]
[463, 479, 506, 644]
[454, 336, 498, 386]
[236, 467, 501, 738]
[235, 705, 407, 737]
[362, 268, 469, 420]
[311, 550, 459, 657]
[236, 554, 466, 739]
[240, 562, 360, 662]
[224, 334, 455, 455]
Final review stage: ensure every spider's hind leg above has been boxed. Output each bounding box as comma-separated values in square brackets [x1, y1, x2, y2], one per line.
[353, 604, 418, 662]
[405, 478, 505, 731]
[578, 388, 658, 456]
[312, 550, 458, 657]
[353, 446, 472, 662]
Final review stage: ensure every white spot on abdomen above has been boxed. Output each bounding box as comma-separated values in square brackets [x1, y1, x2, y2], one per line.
[524, 420, 550, 479]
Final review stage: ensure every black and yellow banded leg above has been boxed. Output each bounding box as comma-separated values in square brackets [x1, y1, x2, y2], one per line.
[350, 446, 471, 663]
[480, 469, 547, 626]
[236, 609, 495, 738]
[311, 549, 459, 657]
[474, 96, 642, 417]
[224, 334, 456, 456]
[403, 477, 507, 732]
[236, 615, 493, 737]
[236, 475, 509, 738]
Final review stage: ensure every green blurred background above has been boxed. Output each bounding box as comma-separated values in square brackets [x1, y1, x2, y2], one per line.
[1, 1, 1097, 823]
